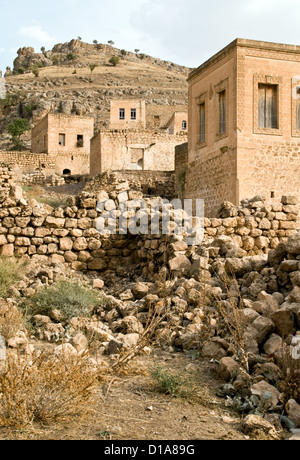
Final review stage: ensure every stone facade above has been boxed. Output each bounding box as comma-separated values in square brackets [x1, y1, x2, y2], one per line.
[109, 100, 146, 130]
[185, 38, 300, 216]
[166, 111, 188, 134]
[90, 129, 187, 175]
[31, 113, 94, 175]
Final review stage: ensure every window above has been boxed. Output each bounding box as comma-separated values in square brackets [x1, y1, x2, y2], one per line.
[258, 84, 278, 129]
[296, 87, 300, 132]
[154, 115, 160, 127]
[218, 90, 226, 134]
[131, 108, 136, 120]
[119, 108, 125, 120]
[77, 134, 83, 147]
[199, 103, 205, 143]
[182, 120, 187, 130]
[59, 133, 65, 146]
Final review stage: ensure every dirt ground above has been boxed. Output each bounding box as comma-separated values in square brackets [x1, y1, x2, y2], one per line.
[0, 350, 258, 441]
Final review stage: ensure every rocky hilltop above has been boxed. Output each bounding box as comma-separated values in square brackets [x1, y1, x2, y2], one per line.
[0, 40, 190, 150]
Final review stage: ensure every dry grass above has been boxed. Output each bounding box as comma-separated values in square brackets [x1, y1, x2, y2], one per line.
[0, 257, 24, 298]
[0, 305, 26, 341]
[213, 274, 249, 372]
[0, 351, 98, 428]
[278, 344, 300, 405]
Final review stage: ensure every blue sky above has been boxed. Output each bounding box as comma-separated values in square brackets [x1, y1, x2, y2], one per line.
[1, 0, 300, 73]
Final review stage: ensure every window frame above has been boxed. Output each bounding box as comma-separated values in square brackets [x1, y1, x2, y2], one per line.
[119, 108, 125, 120]
[196, 91, 207, 148]
[130, 108, 137, 120]
[291, 77, 300, 137]
[59, 133, 66, 146]
[253, 74, 283, 136]
[77, 134, 84, 148]
[215, 78, 229, 140]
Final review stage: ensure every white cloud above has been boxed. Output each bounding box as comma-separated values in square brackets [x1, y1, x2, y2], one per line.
[0, 48, 5, 54]
[17, 25, 57, 45]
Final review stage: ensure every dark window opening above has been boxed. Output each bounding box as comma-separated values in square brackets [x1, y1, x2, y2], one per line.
[271, 191, 275, 198]
[131, 108, 137, 120]
[63, 169, 71, 175]
[119, 108, 125, 120]
[199, 102, 205, 143]
[154, 115, 160, 127]
[59, 133, 66, 146]
[77, 134, 83, 147]
[218, 90, 226, 134]
[182, 120, 187, 130]
[258, 83, 278, 129]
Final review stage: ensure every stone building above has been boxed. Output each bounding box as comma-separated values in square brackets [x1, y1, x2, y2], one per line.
[109, 99, 146, 130]
[182, 38, 300, 216]
[166, 111, 188, 134]
[31, 113, 94, 175]
[90, 99, 188, 175]
[90, 129, 187, 174]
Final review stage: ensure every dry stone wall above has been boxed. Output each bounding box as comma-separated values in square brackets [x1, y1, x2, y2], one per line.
[85, 170, 175, 200]
[0, 167, 298, 278]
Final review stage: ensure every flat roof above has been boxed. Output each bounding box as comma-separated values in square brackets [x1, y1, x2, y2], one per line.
[188, 38, 300, 81]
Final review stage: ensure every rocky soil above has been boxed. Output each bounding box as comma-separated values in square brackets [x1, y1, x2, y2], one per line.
[0, 182, 299, 440]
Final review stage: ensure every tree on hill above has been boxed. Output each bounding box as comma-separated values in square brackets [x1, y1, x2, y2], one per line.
[8, 118, 31, 150]
[108, 40, 115, 46]
[93, 40, 98, 44]
[89, 63, 97, 74]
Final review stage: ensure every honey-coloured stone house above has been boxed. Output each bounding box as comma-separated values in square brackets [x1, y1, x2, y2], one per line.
[182, 38, 300, 216]
[31, 113, 94, 175]
[90, 99, 188, 174]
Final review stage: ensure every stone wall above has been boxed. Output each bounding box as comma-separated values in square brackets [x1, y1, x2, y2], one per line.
[85, 170, 175, 200]
[0, 150, 56, 175]
[174, 142, 188, 199]
[90, 129, 187, 175]
[0, 173, 298, 277]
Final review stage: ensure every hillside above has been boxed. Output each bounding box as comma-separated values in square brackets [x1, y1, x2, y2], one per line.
[0, 40, 190, 150]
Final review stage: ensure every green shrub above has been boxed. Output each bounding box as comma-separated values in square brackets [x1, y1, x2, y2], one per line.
[109, 56, 120, 67]
[150, 366, 186, 397]
[66, 53, 76, 61]
[0, 258, 23, 298]
[29, 280, 101, 321]
[8, 118, 31, 150]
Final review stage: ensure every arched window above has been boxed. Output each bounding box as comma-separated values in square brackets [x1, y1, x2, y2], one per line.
[63, 169, 71, 175]
[182, 120, 187, 130]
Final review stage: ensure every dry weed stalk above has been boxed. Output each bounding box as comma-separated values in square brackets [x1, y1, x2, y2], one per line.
[278, 343, 300, 405]
[0, 306, 26, 341]
[214, 273, 249, 373]
[0, 350, 98, 428]
[111, 302, 166, 374]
